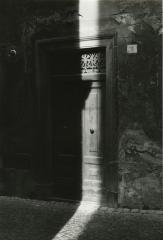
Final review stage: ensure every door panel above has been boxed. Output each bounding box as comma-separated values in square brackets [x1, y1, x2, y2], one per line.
[52, 80, 104, 201]
[52, 81, 88, 199]
[82, 82, 105, 201]
[83, 82, 104, 160]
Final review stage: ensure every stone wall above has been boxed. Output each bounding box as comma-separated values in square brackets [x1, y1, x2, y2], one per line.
[0, 0, 162, 208]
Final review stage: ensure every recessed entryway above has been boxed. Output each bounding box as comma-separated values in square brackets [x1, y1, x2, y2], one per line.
[35, 35, 117, 205]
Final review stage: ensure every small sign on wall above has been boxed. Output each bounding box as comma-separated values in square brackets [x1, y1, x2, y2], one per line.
[127, 44, 138, 54]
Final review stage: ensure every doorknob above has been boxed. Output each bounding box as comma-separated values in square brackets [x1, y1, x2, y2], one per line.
[90, 129, 94, 134]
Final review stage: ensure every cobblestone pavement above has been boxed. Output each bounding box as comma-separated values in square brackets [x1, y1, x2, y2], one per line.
[0, 197, 163, 240]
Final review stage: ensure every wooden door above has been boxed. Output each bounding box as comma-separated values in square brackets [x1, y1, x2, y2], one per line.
[50, 47, 106, 201]
[82, 81, 105, 202]
[52, 81, 87, 200]
[51, 80, 104, 201]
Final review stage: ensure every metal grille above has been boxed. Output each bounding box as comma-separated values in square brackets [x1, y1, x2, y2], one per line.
[81, 51, 105, 74]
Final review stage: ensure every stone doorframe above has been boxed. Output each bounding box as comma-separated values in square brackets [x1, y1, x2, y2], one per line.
[35, 33, 118, 207]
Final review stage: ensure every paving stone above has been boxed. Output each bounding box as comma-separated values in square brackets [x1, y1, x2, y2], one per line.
[106, 208, 115, 213]
[155, 210, 163, 215]
[122, 208, 131, 213]
[131, 209, 140, 213]
[141, 210, 148, 214]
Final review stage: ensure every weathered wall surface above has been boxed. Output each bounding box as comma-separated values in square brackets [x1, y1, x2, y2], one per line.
[102, 0, 162, 209]
[0, 0, 162, 208]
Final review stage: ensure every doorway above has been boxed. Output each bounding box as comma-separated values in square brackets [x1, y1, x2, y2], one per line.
[35, 35, 117, 204]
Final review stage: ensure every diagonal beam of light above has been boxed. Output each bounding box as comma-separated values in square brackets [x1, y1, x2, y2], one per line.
[51, 202, 99, 240]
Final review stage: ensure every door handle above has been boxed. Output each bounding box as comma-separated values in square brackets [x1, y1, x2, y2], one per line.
[90, 129, 94, 134]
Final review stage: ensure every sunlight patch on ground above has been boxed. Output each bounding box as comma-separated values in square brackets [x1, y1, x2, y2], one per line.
[51, 202, 99, 240]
